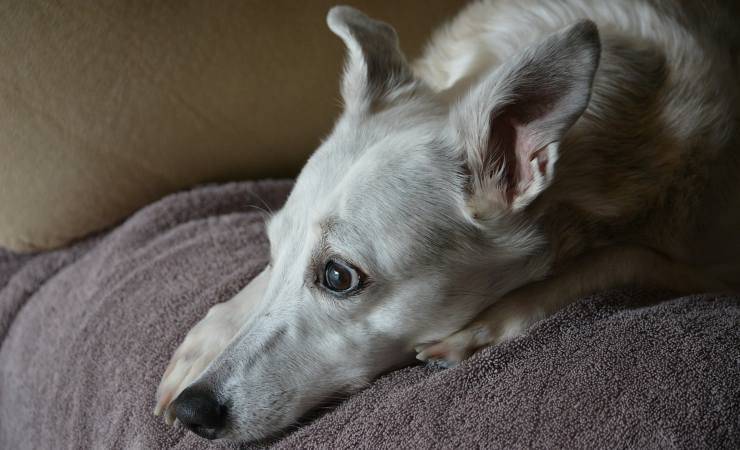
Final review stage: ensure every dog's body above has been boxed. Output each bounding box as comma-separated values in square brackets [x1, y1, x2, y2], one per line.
[155, 0, 739, 441]
[414, 0, 740, 360]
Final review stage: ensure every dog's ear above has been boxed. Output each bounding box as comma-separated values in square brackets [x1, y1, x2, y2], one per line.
[327, 6, 414, 110]
[452, 20, 600, 214]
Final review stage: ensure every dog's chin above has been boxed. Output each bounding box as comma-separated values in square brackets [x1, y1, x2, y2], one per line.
[217, 394, 350, 444]
[189, 425, 221, 440]
[173, 416, 228, 441]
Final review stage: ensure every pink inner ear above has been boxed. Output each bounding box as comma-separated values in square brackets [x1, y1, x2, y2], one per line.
[513, 122, 537, 194]
[535, 148, 549, 177]
[489, 115, 541, 204]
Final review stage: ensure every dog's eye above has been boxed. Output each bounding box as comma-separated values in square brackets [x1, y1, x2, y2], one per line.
[323, 259, 361, 293]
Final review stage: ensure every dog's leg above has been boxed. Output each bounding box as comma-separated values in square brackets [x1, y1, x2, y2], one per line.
[416, 246, 724, 366]
[154, 267, 270, 423]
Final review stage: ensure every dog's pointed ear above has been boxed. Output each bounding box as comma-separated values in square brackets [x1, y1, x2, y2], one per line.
[327, 6, 414, 110]
[452, 20, 600, 215]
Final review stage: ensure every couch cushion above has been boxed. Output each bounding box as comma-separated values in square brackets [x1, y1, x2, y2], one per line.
[0, 0, 463, 251]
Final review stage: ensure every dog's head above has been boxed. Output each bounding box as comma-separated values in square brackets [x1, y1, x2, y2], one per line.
[172, 6, 600, 441]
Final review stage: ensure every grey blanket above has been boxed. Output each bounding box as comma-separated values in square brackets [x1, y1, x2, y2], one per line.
[1, 180, 738, 449]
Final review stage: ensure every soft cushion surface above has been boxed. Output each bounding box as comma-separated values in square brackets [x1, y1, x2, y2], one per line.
[1, 180, 738, 449]
[0, 0, 463, 252]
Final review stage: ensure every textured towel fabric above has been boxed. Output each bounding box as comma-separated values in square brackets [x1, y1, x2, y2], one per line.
[0, 180, 738, 449]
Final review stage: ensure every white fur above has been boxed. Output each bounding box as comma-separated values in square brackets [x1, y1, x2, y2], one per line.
[156, 1, 739, 441]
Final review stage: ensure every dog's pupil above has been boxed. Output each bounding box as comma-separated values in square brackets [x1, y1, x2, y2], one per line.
[327, 262, 351, 291]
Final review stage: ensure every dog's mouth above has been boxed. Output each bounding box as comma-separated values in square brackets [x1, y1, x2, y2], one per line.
[188, 425, 220, 440]
[194, 383, 366, 442]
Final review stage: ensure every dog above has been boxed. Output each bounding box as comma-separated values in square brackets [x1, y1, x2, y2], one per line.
[154, 0, 740, 441]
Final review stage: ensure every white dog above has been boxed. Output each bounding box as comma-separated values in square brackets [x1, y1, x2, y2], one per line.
[155, 0, 740, 441]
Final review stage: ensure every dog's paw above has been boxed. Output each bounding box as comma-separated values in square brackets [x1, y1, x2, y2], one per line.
[415, 300, 537, 367]
[415, 322, 493, 367]
[154, 302, 242, 424]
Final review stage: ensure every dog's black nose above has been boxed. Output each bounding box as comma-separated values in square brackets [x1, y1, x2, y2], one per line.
[172, 385, 227, 439]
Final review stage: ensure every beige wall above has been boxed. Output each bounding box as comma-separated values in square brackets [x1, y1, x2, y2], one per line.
[0, 0, 464, 251]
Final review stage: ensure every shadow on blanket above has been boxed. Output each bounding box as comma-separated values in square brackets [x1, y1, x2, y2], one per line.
[1, 180, 738, 449]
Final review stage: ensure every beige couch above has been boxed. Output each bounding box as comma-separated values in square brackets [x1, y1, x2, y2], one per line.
[0, 0, 463, 252]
